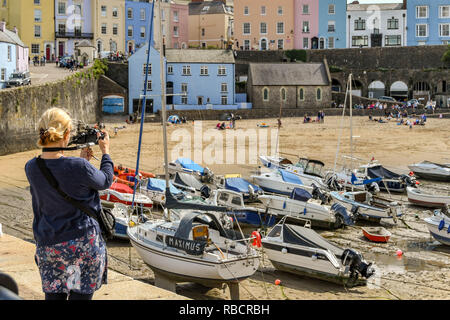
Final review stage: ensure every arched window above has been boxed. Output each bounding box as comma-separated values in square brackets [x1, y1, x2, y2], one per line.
[299, 87, 305, 101]
[316, 88, 322, 101]
[263, 87, 269, 101]
[280, 87, 287, 101]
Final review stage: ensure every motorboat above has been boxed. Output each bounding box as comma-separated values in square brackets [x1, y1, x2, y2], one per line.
[140, 178, 185, 206]
[171, 172, 210, 196]
[407, 186, 450, 208]
[424, 209, 450, 246]
[330, 191, 402, 222]
[361, 227, 391, 243]
[261, 218, 375, 286]
[99, 182, 153, 208]
[251, 169, 314, 196]
[259, 188, 354, 229]
[216, 176, 263, 202]
[408, 161, 450, 182]
[259, 155, 294, 169]
[168, 158, 214, 183]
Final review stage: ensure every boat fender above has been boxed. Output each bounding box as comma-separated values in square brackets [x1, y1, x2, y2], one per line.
[303, 208, 307, 215]
[448, 224, 450, 234]
[281, 248, 287, 254]
[439, 220, 445, 231]
[251, 231, 262, 248]
[283, 201, 286, 209]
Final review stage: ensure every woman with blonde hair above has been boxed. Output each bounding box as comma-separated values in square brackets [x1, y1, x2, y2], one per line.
[25, 107, 113, 300]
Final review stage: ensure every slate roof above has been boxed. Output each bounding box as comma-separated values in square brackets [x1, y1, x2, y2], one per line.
[76, 40, 96, 48]
[0, 27, 26, 47]
[347, 3, 405, 11]
[248, 63, 330, 86]
[189, 1, 231, 15]
[165, 49, 235, 64]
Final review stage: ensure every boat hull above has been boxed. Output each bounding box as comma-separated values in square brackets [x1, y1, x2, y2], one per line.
[252, 175, 313, 196]
[362, 228, 391, 243]
[424, 217, 450, 246]
[407, 187, 450, 208]
[227, 210, 277, 228]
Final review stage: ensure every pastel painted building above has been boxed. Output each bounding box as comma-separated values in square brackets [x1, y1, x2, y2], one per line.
[0, 22, 17, 89]
[294, 0, 319, 49]
[407, 0, 450, 46]
[170, 1, 189, 49]
[318, 0, 346, 49]
[125, 0, 153, 53]
[55, 0, 94, 58]
[128, 44, 238, 114]
[94, 0, 125, 54]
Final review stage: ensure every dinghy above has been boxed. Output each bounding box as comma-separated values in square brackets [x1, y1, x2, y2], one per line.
[330, 191, 402, 222]
[168, 158, 214, 183]
[258, 188, 354, 229]
[172, 172, 209, 196]
[251, 169, 314, 196]
[408, 161, 450, 181]
[261, 218, 375, 286]
[216, 176, 263, 202]
[141, 178, 185, 206]
[99, 183, 153, 208]
[424, 210, 450, 246]
[407, 186, 450, 208]
[362, 227, 391, 243]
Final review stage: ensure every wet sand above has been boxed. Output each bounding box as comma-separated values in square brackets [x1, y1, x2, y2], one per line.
[1, 115, 449, 300]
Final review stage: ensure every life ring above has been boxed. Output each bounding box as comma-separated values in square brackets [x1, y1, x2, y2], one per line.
[251, 231, 262, 248]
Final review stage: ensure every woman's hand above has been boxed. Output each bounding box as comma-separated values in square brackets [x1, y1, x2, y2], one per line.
[98, 130, 110, 155]
[80, 147, 94, 161]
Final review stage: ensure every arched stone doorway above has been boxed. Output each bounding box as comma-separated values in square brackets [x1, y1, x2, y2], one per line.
[260, 38, 268, 50]
[390, 81, 408, 101]
[351, 79, 364, 97]
[368, 80, 385, 99]
[331, 79, 342, 92]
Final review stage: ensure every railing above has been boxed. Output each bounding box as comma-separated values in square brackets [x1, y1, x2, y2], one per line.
[55, 32, 94, 39]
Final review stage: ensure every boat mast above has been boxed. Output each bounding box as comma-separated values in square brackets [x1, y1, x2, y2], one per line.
[274, 95, 283, 157]
[333, 75, 350, 174]
[349, 73, 354, 192]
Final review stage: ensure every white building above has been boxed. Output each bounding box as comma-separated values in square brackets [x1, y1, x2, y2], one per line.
[347, 3, 407, 48]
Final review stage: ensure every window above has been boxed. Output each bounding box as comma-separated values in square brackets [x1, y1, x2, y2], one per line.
[161, 9, 165, 21]
[74, 4, 81, 15]
[31, 44, 40, 54]
[7, 46, 11, 61]
[277, 39, 284, 49]
[244, 39, 250, 50]
[221, 83, 228, 92]
[113, 24, 118, 35]
[440, 6, 450, 18]
[278, 6, 283, 15]
[303, 21, 310, 33]
[299, 88, 305, 101]
[34, 0, 40, 5]
[218, 65, 226, 75]
[140, 9, 145, 20]
[303, 37, 308, 49]
[140, 26, 145, 38]
[112, 7, 118, 17]
[280, 88, 286, 101]
[316, 88, 322, 101]
[34, 25, 41, 37]
[181, 83, 188, 93]
[328, 4, 335, 14]
[181, 95, 188, 104]
[127, 8, 132, 19]
[302, 5, 309, 14]
[416, 24, 428, 37]
[277, 22, 284, 34]
[167, 65, 173, 74]
[143, 64, 151, 75]
[58, 2, 65, 15]
[262, 88, 269, 101]
[261, 6, 266, 15]
[352, 36, 368, 46]
[182, 65, 191, 75]
[244, 6, 249, 15]
[34, 9, 41, 22]
[416, 6, 428, 18]
[243, 23, 250, 35]
[101, 23, 107, 34]
[173, 26, 178, 37]
[101, 6, 107, 17]
[74, 25, 81, 36]
[221, 96, 228, 105]
[440, 24, 450, 37]
[200, 66, 208, 76]
[260, 22, 267, 34]
[173, 11, 178, 21]
[147, 80, 152, 91]
[328, 21, 335, 32]
[58, 23, 66, 34]
[385, 35, 401, 46]
[328, 37, 335, 48]
[354, 18, 365, 30]
[128, 26, 133, 37]
[1, 68, 5, 81]
[387, 17, 399, 30]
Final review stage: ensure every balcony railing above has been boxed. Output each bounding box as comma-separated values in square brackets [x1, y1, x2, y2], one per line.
[55, 32, 94, 39]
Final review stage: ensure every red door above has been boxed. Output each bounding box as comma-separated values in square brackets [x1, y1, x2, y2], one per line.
[58, 42, 65, 57]
[46, 45, 51, 60]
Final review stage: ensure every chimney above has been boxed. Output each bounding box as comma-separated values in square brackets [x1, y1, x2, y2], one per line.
[402, 0, 407, 10]
[0, 21, 5, 32]
[13, 26, 18, 34]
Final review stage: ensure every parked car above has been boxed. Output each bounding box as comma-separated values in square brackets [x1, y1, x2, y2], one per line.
[5, 71, 31, 88]
[58, 56, 72, 68]
[379, 96, 396, 102]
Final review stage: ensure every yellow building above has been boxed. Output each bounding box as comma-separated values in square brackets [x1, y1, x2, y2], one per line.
[93, 0, 125, 54]
[0, 0, 55, 60]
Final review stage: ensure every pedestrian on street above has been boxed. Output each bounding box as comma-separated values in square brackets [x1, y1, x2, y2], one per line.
[24, 107, 113, 300]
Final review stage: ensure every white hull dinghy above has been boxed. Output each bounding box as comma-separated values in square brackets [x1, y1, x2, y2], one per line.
[424, 210, 450, 246]
[251, 169, 314, 196]
[168, 158, 214, 183]
[330, 191, 402, 222]
[140, 178, 185, 206]
[407, 187, 450, 208]
[408, 161, 450, 182]
[259, 188, 354, 229]
[261, 218, 375, 286]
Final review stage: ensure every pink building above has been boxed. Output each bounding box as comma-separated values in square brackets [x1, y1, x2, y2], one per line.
[294, 0, 319, 49]
[170, 2, 188, 49]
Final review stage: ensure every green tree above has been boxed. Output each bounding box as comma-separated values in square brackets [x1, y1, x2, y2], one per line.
[442, 45, 450, 67]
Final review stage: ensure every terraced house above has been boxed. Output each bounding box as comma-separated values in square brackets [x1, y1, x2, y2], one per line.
[94, 0, 125, 54]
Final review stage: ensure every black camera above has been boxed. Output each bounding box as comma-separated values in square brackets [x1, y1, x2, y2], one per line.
[69, 124, 105, 146]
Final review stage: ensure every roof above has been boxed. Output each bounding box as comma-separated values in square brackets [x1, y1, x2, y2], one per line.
[0, 28, 26, 47]
[189, 1, 231, 15]
[347, 3, 405, 11]
[165, 49, 235, 64]
[76, 40, 96, 48]
[248, 63, 330, 86]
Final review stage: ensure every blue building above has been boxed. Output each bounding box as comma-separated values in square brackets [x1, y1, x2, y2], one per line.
[125, 0, 153, 54]
[128, 44, 240, 114]
[0, 22, 18, 89]
[318, 0, 347, 49]
[407, 0, 450, 46]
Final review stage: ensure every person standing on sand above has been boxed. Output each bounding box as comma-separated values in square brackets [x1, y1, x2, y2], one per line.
[24, 107, 113, 300]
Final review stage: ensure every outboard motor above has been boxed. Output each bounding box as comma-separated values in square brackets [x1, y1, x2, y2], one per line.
[400, 174, 416, 187]
[325, 173, 344, 191]
[248, 185, 256, 201]
[367, 181, 380, 194]
[341, 249, 375, 284]
[202, 167, 214, 184]
[311, 184, 332, 204]
[200, 185, 211, 199]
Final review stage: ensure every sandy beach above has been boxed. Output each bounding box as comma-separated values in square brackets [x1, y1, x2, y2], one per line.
[1, 115, 449, 300]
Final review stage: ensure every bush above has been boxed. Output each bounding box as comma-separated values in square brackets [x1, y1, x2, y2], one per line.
[284, 49, 307, 62]
[329, 65, 343, 73]
[442, 45, 450, 67]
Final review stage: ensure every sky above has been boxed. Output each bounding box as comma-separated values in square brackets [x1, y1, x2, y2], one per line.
[347, 0, 402, 3]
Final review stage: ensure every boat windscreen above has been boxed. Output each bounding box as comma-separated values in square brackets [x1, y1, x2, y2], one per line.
[367, 165, 401, 179]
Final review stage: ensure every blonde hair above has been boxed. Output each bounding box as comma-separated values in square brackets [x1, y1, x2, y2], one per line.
[37, 107, 73, 147]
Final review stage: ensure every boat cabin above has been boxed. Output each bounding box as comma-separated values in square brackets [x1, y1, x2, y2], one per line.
[214, 189, 245, 209]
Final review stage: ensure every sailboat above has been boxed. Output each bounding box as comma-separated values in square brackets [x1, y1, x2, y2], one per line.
[125, 2, 260, 299]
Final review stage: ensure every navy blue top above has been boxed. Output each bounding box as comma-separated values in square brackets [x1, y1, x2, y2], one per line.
[25, 154, 114, 246]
